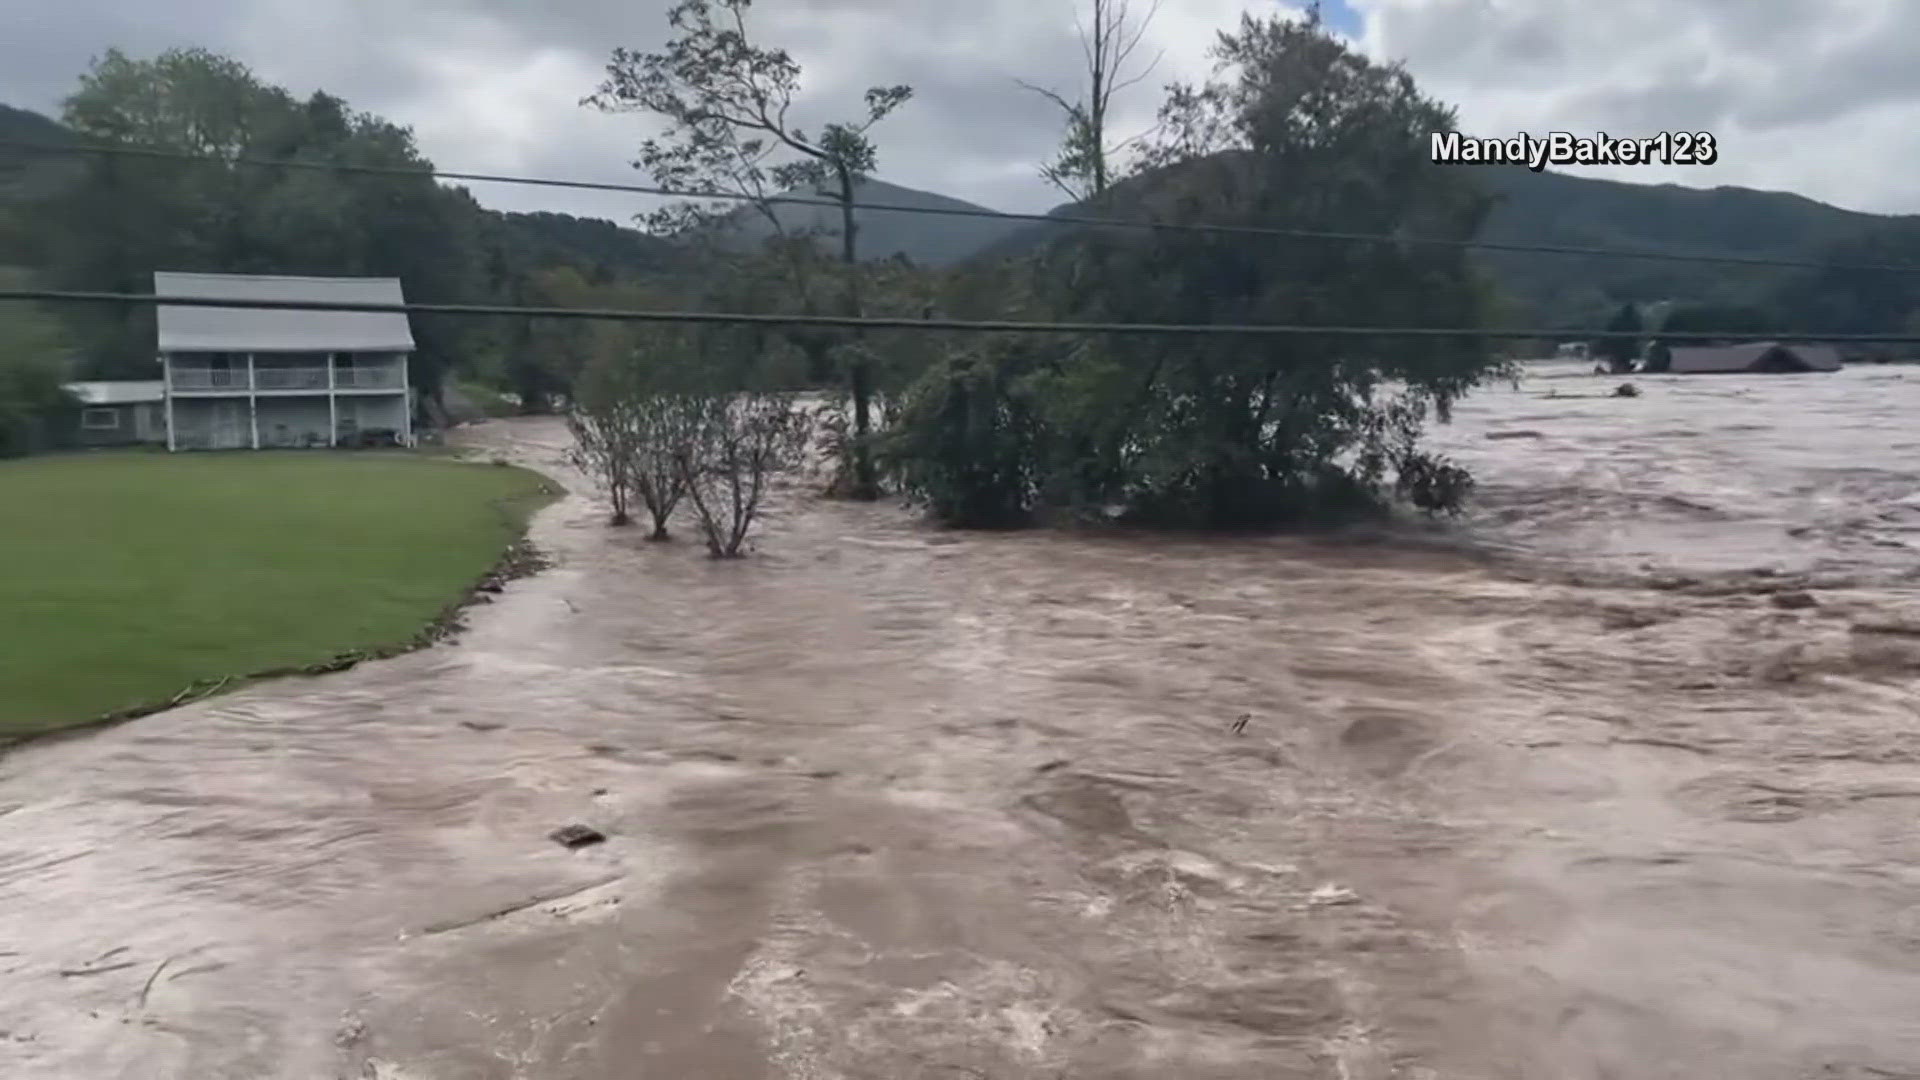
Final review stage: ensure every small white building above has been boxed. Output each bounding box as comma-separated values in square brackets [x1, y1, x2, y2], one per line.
[156, 271, 415, 451]
[65, 379, 166, 446]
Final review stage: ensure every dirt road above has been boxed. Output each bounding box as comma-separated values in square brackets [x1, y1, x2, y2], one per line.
[4, 369, 1920, 1078]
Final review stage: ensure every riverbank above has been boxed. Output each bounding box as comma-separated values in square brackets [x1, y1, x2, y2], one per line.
[0, 449, 554, 740]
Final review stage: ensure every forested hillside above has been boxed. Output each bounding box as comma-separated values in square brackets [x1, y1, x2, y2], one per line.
[977, 159, 1920, 334]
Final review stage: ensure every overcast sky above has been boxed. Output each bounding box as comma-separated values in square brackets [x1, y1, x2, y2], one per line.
[2, 0, 1915, 224]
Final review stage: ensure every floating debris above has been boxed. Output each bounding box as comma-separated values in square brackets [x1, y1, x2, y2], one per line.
[548, 824, 606, 850]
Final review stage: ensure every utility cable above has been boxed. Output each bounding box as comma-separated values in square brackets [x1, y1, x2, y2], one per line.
[3, 287, 1915, 344]
[5, 139, 1919, 275]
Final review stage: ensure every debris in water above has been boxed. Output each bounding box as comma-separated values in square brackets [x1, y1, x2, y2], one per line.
[1230, 713, 1251, 735]
[1602, 607, 1661, 631]
[1307, 883, 1361, 907]
[548, 824, 606, 850]
[1770, 590, 1818, 610]
[1614, 382, 1640, 397]
[1036, 758, 1071, 773]
[57, 961, 139, 979]
[1484, 429, 1545, 441]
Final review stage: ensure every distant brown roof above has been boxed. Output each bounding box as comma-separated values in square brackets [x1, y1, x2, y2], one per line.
[1667, 342, 1843, 374]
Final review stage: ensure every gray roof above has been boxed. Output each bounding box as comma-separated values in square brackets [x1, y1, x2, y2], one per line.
[66, 380, 164, 405]
[1667, 342, 1843, 374]
[154, 272, 415, 354]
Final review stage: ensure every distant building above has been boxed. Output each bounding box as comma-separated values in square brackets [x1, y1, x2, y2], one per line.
[64, 380, 166, 446]
[1665, 342, 1843, 375]
[155, 271, 415, 451]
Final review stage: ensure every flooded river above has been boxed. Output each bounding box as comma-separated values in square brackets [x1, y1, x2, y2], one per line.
[3, 363, 1920, 1079]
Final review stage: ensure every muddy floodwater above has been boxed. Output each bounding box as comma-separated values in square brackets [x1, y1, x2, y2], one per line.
[4, 363, 1920, 1079]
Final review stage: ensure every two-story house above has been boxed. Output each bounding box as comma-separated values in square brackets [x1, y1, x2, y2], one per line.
[157, 271, 415, 450]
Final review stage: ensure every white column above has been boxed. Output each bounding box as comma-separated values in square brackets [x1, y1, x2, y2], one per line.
[163, 356, 176, 452]
[401, 355, 413, 447]
[328, 353, 338, 448]
[247, 353, 259, 449]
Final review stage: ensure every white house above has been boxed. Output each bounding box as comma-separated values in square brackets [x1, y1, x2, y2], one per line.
[156, 271, 415, 451]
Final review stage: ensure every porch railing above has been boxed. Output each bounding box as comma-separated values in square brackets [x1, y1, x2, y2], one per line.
[334, 367, 405, 389]
[169, 368, 249, 390]
[253, 367, 330, 390]
[168, 365, 406, 391]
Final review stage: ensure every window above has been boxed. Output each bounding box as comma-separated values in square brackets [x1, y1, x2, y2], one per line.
[82, 408, 121, 431]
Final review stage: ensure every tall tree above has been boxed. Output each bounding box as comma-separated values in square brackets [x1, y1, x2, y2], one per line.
[584, 0, 912, 498]
[1018, 0, 1165, 200]
[1592, 302, 1642, 373]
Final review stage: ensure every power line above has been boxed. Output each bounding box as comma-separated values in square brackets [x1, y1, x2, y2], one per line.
[5, 287, 1917, 343]
[6, 138, 1920, 275]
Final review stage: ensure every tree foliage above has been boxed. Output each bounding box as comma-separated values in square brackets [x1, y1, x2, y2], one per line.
[566, 327, 704, 537]
[1592, 302, 1642, 373]
[0, 275, 77, 456]
[890, 10, 1503, 530]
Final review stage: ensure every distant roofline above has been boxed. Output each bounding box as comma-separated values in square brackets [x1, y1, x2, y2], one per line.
[154, 270, 404, 287]
[154, 347, 415, 355]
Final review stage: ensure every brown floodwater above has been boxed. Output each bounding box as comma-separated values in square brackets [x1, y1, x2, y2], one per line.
[3, 363, 1920, 1079]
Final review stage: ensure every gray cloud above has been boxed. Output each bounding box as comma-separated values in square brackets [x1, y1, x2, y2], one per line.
[2, 0, 1917, 225]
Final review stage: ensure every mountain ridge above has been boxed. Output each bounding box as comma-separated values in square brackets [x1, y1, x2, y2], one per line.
[7, 99, 1915, 328]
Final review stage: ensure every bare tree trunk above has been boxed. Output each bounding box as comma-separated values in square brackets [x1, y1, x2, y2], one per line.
[1089, 0, 1110, 196]
[836, 162, 878, 500]
[1017, 0, 1161, 201]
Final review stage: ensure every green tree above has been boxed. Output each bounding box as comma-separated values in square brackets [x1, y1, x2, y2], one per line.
[1592, 302, 1642, 373]
[0, 274, 78, 455]
[584, 0, 912, 499]
[891, 9, 1504, 528]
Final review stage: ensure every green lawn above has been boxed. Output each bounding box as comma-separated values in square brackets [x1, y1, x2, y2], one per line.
[0, 450, 554, 738]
